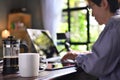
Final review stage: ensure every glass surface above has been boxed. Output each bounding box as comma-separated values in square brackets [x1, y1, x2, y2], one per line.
[57, 0, 103, 51]
[57, 12, 68, 33]
[63, 0, 87, 9]
[56, 44, 67, 53]
[63, 0, 68, 9]
[27, 29, 58, 57]
[69, 0, 87, 8]
[71, 45, 87, 51]
[70, 10, 87, 42]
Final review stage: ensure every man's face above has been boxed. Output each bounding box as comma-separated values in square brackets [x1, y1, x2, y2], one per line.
[89, 1, 108, 25]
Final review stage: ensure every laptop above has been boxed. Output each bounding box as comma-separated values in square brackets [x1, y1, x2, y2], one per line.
[27, 29, 75, 70]
[27, 28, 59, 58]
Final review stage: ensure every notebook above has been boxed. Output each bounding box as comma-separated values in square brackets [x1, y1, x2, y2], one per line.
[27, 29, 75, 70]
[27, 28, 59, 58]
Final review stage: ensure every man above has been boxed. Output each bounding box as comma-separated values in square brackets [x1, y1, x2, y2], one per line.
[62, 0, 120, 80]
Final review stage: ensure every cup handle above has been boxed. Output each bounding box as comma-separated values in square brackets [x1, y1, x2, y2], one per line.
[39, 56, 48, 72]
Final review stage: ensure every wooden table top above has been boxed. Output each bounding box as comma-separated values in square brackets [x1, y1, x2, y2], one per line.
[0, 67, 77, 80]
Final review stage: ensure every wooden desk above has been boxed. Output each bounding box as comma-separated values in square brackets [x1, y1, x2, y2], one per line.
[0, 67, 77, 80]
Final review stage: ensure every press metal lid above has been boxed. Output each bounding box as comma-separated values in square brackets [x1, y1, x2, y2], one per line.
[3, 36, 17, 44]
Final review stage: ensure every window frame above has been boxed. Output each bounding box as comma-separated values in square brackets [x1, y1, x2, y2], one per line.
[58, 0, 91, 50]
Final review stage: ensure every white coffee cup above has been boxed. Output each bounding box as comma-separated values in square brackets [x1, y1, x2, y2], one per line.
[18, 53, 40, 77]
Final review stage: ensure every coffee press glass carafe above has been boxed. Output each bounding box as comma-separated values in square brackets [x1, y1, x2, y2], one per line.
[2, 36, 20, 74]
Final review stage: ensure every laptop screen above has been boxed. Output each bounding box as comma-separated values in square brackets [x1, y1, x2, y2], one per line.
[27, 29, 59, 58]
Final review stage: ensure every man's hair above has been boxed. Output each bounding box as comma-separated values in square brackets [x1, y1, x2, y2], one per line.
[91, 0, 119, 13]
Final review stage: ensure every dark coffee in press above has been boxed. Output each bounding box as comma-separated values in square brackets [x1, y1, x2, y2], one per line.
[2, 57, 18, 74]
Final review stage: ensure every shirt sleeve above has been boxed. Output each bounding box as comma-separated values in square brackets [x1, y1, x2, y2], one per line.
[75, 19, 120, 77]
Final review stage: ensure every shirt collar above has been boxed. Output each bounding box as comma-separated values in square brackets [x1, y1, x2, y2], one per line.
[115, 8, 120, 15]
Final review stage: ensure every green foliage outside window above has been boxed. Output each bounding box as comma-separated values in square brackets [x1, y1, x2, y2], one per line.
[57, 0, 101, 51]
[71, 10, 87, 42]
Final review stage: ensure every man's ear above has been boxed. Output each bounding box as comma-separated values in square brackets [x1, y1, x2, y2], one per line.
[101, 0, 109, 9]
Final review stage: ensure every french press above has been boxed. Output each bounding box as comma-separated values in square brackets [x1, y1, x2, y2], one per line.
[2, 36, 20, 74]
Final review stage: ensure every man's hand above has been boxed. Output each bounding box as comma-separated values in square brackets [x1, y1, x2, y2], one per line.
[61, 51, 78, 62]
[61, 50, 91, 62]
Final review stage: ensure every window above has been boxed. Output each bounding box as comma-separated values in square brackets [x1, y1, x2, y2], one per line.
[57, 0, 103, 52]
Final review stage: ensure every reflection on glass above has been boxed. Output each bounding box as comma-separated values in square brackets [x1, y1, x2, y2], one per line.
[27, 29, 58, 58]
[34, 31, 53, 50]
